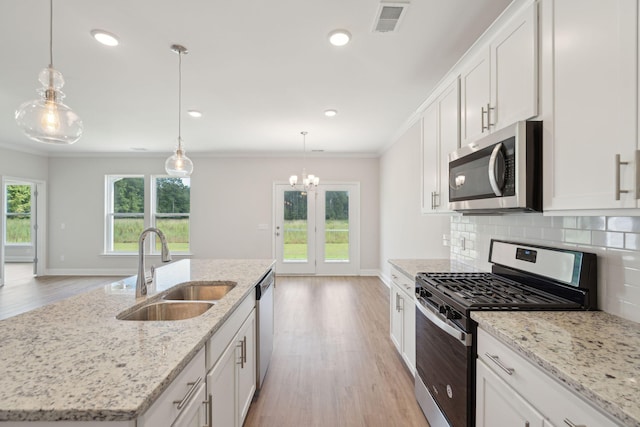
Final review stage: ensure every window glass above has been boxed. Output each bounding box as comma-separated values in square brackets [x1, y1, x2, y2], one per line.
[5, 184, 32, 245]
[153, 177, 190, 253]
[324, 191, 349, 261]
[106, 176, 144, 253]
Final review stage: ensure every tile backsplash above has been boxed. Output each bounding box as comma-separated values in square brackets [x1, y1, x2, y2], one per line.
[450, 214, 640, 323]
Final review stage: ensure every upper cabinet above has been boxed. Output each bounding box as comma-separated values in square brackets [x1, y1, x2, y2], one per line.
[421, 78, 460, 214]
[460, 2, 538, 146]
[541, 0, 640, 211]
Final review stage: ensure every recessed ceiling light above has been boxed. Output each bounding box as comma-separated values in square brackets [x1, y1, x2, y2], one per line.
[187, 110, 203, 118]
[91, 30, 119, 47]
[324, 109, 338, 117]
[328, 30, 351, 47]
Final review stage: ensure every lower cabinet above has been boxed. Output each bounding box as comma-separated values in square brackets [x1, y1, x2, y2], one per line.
[207, 308, 256, 427]
[477, 327, 619, 427]
[389, 266, 416, 375]
[138, 347, 207, 427]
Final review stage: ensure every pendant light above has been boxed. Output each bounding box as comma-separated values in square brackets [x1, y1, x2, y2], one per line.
[15, 0, 83, 144]
[289, 131, 319, 190]
[165, 44, 194, 177]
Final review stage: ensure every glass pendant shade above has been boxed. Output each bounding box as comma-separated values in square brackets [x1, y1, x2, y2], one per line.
[165, 138, 194, 177]
[289, 175, 298, 186]
[15, 67, 83, 144]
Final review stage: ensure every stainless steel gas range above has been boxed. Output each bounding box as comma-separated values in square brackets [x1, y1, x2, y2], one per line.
[414, 240, 597, 427]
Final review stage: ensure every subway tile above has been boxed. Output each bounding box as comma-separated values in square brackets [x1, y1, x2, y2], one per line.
[554, 216, 577, 229]
[564, 229, 591, 245]
[606, 248, 640, 268]
[542, 228, 564, 242]
[621, 300, 640, 323]
[591, 231, 624, 249]
[625, 233, 640, 250]
[524, 227, 543, 240]
[607, 216, 640, 232]
[577, 216, 606, 231]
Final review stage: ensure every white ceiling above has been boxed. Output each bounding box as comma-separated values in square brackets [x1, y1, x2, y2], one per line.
[0, 0, 512, 156]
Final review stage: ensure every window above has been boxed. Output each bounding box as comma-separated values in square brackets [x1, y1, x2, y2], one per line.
[152, 177, 190, 253]
[5, 183, 32, 245]
[105, 175, 191, 254]
[105, 176, 144, 253]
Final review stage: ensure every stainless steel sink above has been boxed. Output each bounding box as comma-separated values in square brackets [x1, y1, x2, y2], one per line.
[117, 301, 214, 321]
[162, 281, 236, 301]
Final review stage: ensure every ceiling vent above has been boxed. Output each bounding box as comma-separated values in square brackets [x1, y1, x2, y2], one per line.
[372, 2, 409, 33]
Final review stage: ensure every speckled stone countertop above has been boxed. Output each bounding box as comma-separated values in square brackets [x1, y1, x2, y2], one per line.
[388, 258, 477, 279]
[472, 311, 640, 427]
[0, 258, 274, 422]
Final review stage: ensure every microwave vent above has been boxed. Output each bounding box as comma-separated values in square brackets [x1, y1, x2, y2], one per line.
[373, 2, 409, 33]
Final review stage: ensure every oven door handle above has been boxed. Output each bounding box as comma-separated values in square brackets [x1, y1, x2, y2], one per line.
[416, 300, 472, 347]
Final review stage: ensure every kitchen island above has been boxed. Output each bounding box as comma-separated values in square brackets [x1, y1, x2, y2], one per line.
[0, 258, 274, 423]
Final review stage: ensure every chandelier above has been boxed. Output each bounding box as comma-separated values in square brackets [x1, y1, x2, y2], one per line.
[289, 131, 319, 190]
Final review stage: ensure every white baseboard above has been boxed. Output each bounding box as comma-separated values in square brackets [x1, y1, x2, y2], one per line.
[44, 268, 134, 276]
[359, 269, 380, 276]
[378, 271, 391, 288]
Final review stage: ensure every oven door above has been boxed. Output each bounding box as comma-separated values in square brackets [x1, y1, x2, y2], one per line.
[415, 299, 473, 427]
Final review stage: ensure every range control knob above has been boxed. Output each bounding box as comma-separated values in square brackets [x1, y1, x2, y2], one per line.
[439, 305, 447, 315]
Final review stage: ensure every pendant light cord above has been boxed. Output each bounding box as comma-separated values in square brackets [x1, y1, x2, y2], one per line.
[49, 0, 54, 68]
[177, 50, 182, 143]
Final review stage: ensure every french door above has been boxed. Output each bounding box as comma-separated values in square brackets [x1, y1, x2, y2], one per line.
[274, 183, 360, 275]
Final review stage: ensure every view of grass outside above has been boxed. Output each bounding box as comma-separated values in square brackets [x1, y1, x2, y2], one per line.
[5, 184, 32, 244]
[283, 190, 349, 261]
[113, 218, 189, 252]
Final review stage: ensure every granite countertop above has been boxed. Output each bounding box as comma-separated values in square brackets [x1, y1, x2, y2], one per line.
[388, 258, 477, 279]
[0, 258, 274, 422]
[472, 311, 640, 427]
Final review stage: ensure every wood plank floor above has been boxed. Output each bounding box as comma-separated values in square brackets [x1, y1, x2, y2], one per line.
[0, 263, 124, 321]
[244, 276, 429, 427]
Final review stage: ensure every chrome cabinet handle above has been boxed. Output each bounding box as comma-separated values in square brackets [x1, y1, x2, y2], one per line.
[488, 143, 505, 196]
[615, 154, 630, 200]
[237, 340, 245, 368]
[203, 394, 211, 427]
[484, 353, 514, 375]
[395, 293, 401, 311]
[486, 103, 495, 128]
[481, 106, 487, 131]
[243, 336, 247, 365]
[563, 419, 586, 427]
[173, 377, 202, 410]
[431, 191, 440, 209]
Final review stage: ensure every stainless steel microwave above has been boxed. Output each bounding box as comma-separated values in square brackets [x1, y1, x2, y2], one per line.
[448, 121, 542, 213]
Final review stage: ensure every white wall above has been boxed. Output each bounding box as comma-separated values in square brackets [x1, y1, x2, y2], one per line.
[450, 214, 640, 323]
[0, 146, 48, 181]
[46, 154, 379, 274]
[379, 121, 450, 280]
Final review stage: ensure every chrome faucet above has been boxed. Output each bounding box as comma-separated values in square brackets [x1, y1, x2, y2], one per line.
[136, 227, 172, 297]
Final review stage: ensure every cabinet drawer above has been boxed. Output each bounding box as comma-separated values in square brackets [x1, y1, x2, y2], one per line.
[390, 267, 415, 299]
[207, 291, 255, 371]
[138, 347, 206, 427]
[477, 328, 618, 427]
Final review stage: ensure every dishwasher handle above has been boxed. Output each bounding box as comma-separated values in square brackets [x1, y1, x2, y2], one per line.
[256, 269, 275, 300]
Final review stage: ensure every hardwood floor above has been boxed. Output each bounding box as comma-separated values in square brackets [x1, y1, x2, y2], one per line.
[244, 276, 429, 427]
[0, 263, 124, 321]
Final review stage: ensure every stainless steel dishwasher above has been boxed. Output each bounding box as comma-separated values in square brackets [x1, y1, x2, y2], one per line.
[255, 269, 274, 392]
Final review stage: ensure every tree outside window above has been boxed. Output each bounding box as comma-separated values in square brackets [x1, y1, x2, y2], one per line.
[153, 177, 190, 253]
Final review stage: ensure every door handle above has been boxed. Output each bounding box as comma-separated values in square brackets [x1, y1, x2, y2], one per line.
[488, 143, 505, 196]
[615, 154, 630, 200]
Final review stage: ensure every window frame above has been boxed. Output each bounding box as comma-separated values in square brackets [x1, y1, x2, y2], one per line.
[104, 175, 146, 254]
[150, 175, 191, 255]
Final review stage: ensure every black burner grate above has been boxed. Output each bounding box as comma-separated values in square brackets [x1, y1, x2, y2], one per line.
[417, 272, 578, 309]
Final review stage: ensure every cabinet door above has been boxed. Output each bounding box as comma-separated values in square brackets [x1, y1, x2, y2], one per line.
[460, 50, 491, 146]
[545, 0, 638, 210]
[421, 100, 439, 213]
[208, 339, 237, 427]
[172, 382, 207, 427]
[389, 285, 403, 353]
[438, 79, 460, 210]
[476, 360, 545, 427]
[237, 310, 257, 425]
[401, 293, 415, 375]
[491, 1, 537, 131]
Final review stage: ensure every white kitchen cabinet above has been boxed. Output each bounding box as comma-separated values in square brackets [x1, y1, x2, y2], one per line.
[541, 0, 640, 211]
[207, 309, 256, 427]
[476, 359, 546, 427]
[388, 266, 415, 375]
[421, 78, 460, 214]
[138, 347, 207, 427]
[460, 1, 537, 146]
[477, 327, 619, 427]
